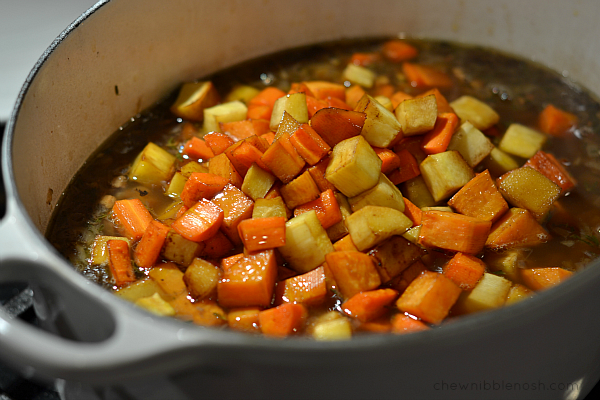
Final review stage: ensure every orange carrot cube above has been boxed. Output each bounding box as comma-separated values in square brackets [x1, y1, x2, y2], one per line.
[391, 314, 429, 334]
[260, 133, 305, 183]
[134, 220, 171, 269]
[310, 108, 366, 147]
[228, 307, 261, 333]
[333, 235, 359, 252]
[183, 136, 214, 160]
[221, 119, 271, 141]
[200, 230, 235, 259]
[538, 104, 577, 137]
[293, 189, 343, 229]
[171, 199, 224, 242]
[402, 197, 422, 227]
[259, 303, 308, 337]
[112, 199, 153, 241]
[107, 239, 136, 286]
[387, 149, 421, 185]
[374, 147, 402, 174]
[382, 40, 418, 62]
[208, 153, 243, 188]
[304, 81, 346, 101]
[402, 62, 453, 89]
[203, 131, 234, 155]
[279, 170, 321, 210]
[485, 208, 550, 251]
[237, 216, 286, 252]
[342, 288, 399, 322]
[289, 123, 331, 165]
[180, 172, 228, 208]
[308, 157, 337, 193]
[421, 112, 459, 155]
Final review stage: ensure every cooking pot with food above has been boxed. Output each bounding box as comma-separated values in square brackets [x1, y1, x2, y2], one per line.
[2, 0, 600, 399]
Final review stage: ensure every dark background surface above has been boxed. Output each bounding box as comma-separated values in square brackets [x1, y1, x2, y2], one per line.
[1, 121, 600, 399]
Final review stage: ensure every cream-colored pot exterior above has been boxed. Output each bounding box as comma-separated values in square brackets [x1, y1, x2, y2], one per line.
[2, 1, 600, 399]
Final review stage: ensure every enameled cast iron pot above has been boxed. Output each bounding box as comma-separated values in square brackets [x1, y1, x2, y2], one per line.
[2, 1, 600, 398]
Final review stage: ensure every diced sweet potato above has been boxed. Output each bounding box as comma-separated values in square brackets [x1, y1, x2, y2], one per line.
[325, 251, 382, 298]
[419, 210, 492, 254]
[275, 266, 327, 306]
[485, 208, 550, 250]
[521, 267, 573, 291]
[211, 184, 255, 245]
[448, 170, 509, 222]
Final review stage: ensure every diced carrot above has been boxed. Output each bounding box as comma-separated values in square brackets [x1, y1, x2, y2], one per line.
[382, 40, 418, 63]
[260, 131, 276, 145]
[288, 82, 316, 97]
[342, 288, 399, 322]
[396, 270, 461, 324]
[447, 170, 509, 223]
[237, 216, 286, 252]
[228, 307, 261, 333]
[419, 211, 492, 254]
[182, 136, 214, 160]
[246, 104, 271, 121]
[483, 125, 501, 137]
[208, 153, 243, 188]
[372, 84, 395, 98]
[442, 252, 486, 290]
[259, 303, 308, 337]
[402, 62, 453, 89]
[203, 132, 234, 155]
[390, 91, 413, 109]
[134, 220, 171, 268]
[308, 157, 337, 192]
[293, 189, 343, 229]
[304, 81, 346, 101]
[485, 208, 550, 250]
[217, 249, 278, 308]
[211, 184, 255, 245]
[524, 151, 576, 194]
[180, 172, 228, 208]
[402, 197, 422, 227]
[260, 133, 305, 183]
[538, 104, 578, 137]
[247, 87, 286, 120]
[107, 239, 136, 286]
[349, 52, 381, 67]
[416, 88, 453, 114]
[521, 267, 573, 291]
[421, 112, 459, 155]
[305, 95, 329, 118]
[325, 251, 381, 299]
[229, 141, 266, 176]
[345, 85, 366, 109]
[357, 318, 393, 333]
[175, 204, 188, 219]
[221, 253, 244, 271]
[390, 260, 427, 293]
[310, 108, 366, 147]
[333, 235, 359, 252]
[374, 147, 402, 174]
[387, 149, 421, 185]
[275, 266, 327, 306]
[280, 170, 321, 210]
[393, 136, 427, 164]
[200, 230, 235, 259]
[112, 199, 153, 241]
[148, 263, 187, 298]
[278, 265, 297, 281]
[390, 314, 429, 334]
[171, 199, 224, 242]
[289, 123, 331, 165]
[223, 119, 272, 141]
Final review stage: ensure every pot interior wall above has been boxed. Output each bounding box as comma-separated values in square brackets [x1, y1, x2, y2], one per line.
[9, 0, 600, 233]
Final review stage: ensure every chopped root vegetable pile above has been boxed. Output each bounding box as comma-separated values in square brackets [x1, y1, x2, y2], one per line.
[48, 38, 600, 340]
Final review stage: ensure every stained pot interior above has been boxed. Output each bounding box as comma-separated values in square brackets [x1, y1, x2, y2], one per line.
[9, 0, 600, 234]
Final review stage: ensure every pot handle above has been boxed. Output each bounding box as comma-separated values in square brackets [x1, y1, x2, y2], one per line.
[0, 198, 218, 383]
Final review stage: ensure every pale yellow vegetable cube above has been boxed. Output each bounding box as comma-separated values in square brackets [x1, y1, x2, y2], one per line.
[312, 316, 353, 341]
[394, 94, 437, 136]
[129, 142, 176, 185]
[402, 225, 421, 244]
[278, 210, 334, 273]
[355, 94, 402, 147]
[135, 293, 176, 317]
[166, 172, 188, 198]
[270, 92, 308, 131]
[454, 273, 512, 314]
[203, 100, 248, 133]
[447, 121, 494, 167]
[241, 163, 276, 201]
[162, 231, 203, 267]
[326, 192, 352, 242]
[91, 235, 131, 265]
[224, 84, 260, 105]
[421, 206, 453, 213]
[184, 258, 222, 299]
[325, 135, 382, 197]
[498, 123, 547, 159]
[401, 176, 437, 208]
[346, 205, 413, 251]
[156, 200, 184, 221]
[485, 249, 526, 282]
[342, 63, 376, 88]
[419, 151, 475, 202]
[180, 161, 208, 178]
[505, 284, 534, 306]
[450, 95, 500, 131]
[348, 173, 405, 213]
[252, 197, 290, 220]
[482, 147, 520, 177]
[374, 95, 393, 112]
[170, 81, 220, 122]
[115, 278, 169, 302]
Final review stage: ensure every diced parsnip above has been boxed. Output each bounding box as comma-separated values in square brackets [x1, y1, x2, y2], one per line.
[203, 100, 248, 133]
[482, 147, 520, 177]
[91, 235, 131, 265]
[401, 176, 437, 208]
[484, 249, 526, 282]
[402, 225, 421, 244]
[180, 161, 209, 178]
[485, 208, 550, 250]
[129, 142, 176, 185]
[447, 121, 494, 167]
[394, 94, 437, 136]
[241, 163, 276, 201]
[252, 197, 290, 220]
[170, 81, 220, 121]
[453, 273, 512, 314]
[419, 151, 475, 202]
[346, 205, 413, 251]
[369, 236, 424, 282]
[166, 172, 188, 198]
[348, 173, 405, 213]
[374, 95, 393, 112]
[148, 264, 188, 299]
[449, 95, 500, 131]
[135, 293, 176, 317]
[224, 84, 260, 105]
[498, 123, 547, 159]
[448, 170, 508, 223]
[342, 63, 376, 88]
[270, 92, 309, 131]
[505, 284, 533, 306]
[325, 135, 382, 197]
[312, 313, 353, 341]
[497, 167, 561, 220]
[115, 278, 169, 302]
[421, 206, 453, 213]
[184, 258, 222, 299]
[326, 192, 352, 242]
[278, 210, 334, 273]
[162, 230, 204, 267]
[355, 94, 402, 147]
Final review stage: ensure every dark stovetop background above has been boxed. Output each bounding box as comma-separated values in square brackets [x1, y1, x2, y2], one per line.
[1, 121, 600, 399]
